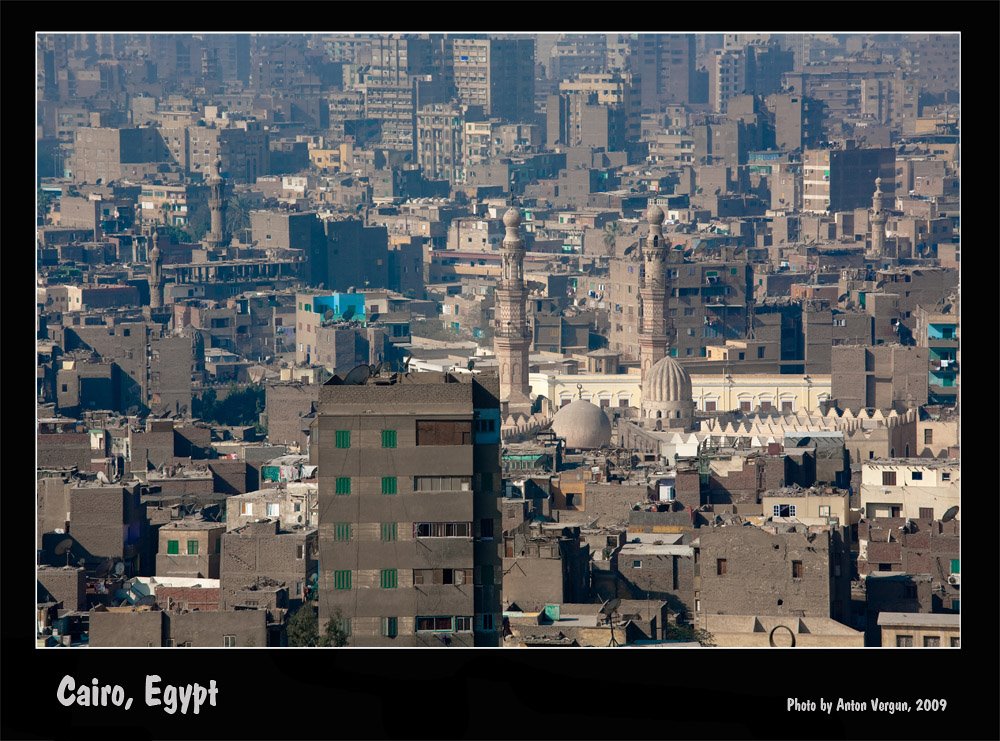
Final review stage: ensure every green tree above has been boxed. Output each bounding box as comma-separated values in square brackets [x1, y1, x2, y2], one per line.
[38, 188, 53, 223]
[664, 622, 716, 646]
[318, 609, 350, 647]
[286, 606, 319, 647]
[185, 201, 211, 242]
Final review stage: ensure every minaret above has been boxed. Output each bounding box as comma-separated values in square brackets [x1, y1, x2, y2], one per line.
[148, 229, 163, 309]
[870, 176, 888, 259]
[494, 207, 532, 412]
[638, 204, 670, 379]
[204, 158, 228, 250]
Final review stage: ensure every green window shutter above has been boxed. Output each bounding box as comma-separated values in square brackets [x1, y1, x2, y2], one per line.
[167, 540, 179, 555]
[381, 476, 397, 495]
[334, 570, 352, 590]
[335, 522, 351, 541]
[335, 477, 351, 495]
[187, 540, 199, 555]
[381, 522, 397, 542]
[380, 569, 398, 589]
[384, 617, 398, 638]
[382, 430, 397, 448]
[950, 559, 960, 574]
[335, 430, 351, 448]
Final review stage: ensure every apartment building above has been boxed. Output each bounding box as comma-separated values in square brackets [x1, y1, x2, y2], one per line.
[314, 371, 502, 646]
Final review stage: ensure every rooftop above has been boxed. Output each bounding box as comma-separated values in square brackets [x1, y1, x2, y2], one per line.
[876, 612, 961, 628]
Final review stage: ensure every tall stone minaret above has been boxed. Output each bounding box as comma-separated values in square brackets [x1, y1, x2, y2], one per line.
[494, 207, 532, 412]
[870, 176, 888, 259]
[204, 158, 228, 250]
[638, 204, 670, 378]
[148, 229, 163, 309]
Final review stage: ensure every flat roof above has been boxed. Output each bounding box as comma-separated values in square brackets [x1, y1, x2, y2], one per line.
[877, 612, 961, 628]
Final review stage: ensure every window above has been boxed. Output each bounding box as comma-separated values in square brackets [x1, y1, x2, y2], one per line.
[380, 569, 398, 589]
[923, 636, 940, 647]
[383, 617, 398, 638]
[416, 420, 472, 445]
[381, 522, 398, 542]
[413, 476, 471, 492]
[896, 635, 913, 647]
[296, 545, 304, 560]
[772, 504, 796, 518]
[882, 471, 897, 486]
[334, 570, 352, 590]
[294, 502, 302, 513]
[705, 400, 717, 412]
[924, 429, 933, 444]
[187, 540, 199, 555]
[941, 472, 951, 481]
[480, 519, 494, 539]
[792, 561, 803, 579]
[266, 503, 280, 517]
[950, 559, 959, 574]
[335, 477, 351, 495]
[382, 430, 397, 448]
[740, 401, 752, 412]
[454, 616, 473, 632]
[416, 616, 453, 632]
[717, 559, 727, 576]
[167, 540, 179, 555]
[633, 560, 642, 569]
[334, 523, 351, 541]
[781, 401, 793, 412]
[481, 614, 494, 631]
[381, 477, 397, 495]
[919, 507, 934, 519]
[223, 635, 236, 647]
[911, 471, 923, 481]
[335, 430, 351, 448]
[819, 505, 831, 517]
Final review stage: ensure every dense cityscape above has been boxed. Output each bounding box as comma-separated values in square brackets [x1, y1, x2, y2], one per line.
[36, 32, 960, 648]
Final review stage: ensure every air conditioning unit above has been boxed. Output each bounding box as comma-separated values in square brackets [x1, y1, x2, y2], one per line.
[947, 574, 960, 586]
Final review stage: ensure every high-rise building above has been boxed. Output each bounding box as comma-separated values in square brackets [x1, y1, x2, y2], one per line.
[314, 370, 503, 646]
[802, 146, 896, 214]
[708, 48, 747, 113]
[453, 38, 535, 122]
[633, 34, 696, 111]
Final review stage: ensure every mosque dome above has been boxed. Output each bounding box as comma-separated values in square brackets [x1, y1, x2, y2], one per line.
[646, 204, 665, 225]
[644, 355, 693, 404]
[550, 399, 612, 450]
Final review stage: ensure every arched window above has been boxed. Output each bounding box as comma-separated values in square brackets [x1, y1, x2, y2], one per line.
[656, 411, 662, 419]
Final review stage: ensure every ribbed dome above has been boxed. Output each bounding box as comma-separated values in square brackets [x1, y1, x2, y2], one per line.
[644, 355, 692, 403]
[550, 399, 612, 449]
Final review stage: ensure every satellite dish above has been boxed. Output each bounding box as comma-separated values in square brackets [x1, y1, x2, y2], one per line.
[324, 309, 334, 321]
[467, 359, 475, 371]
[343, 364, 371, 385]
[368, 312, 380, 322]
[941, 505, 959, 523]
[96, 471, 110, 484]
[113, 562, 125, 577]
[54, 538, 74, 557]
[96, 558, 113, 577]
[341, 305, 356, 321]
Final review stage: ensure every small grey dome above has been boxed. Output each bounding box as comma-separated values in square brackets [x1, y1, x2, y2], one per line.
[550, 399, 612, 450]
[644, 355, 692, 404]
[503, 208, 522, 228]
[646, 204, 665, 226]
